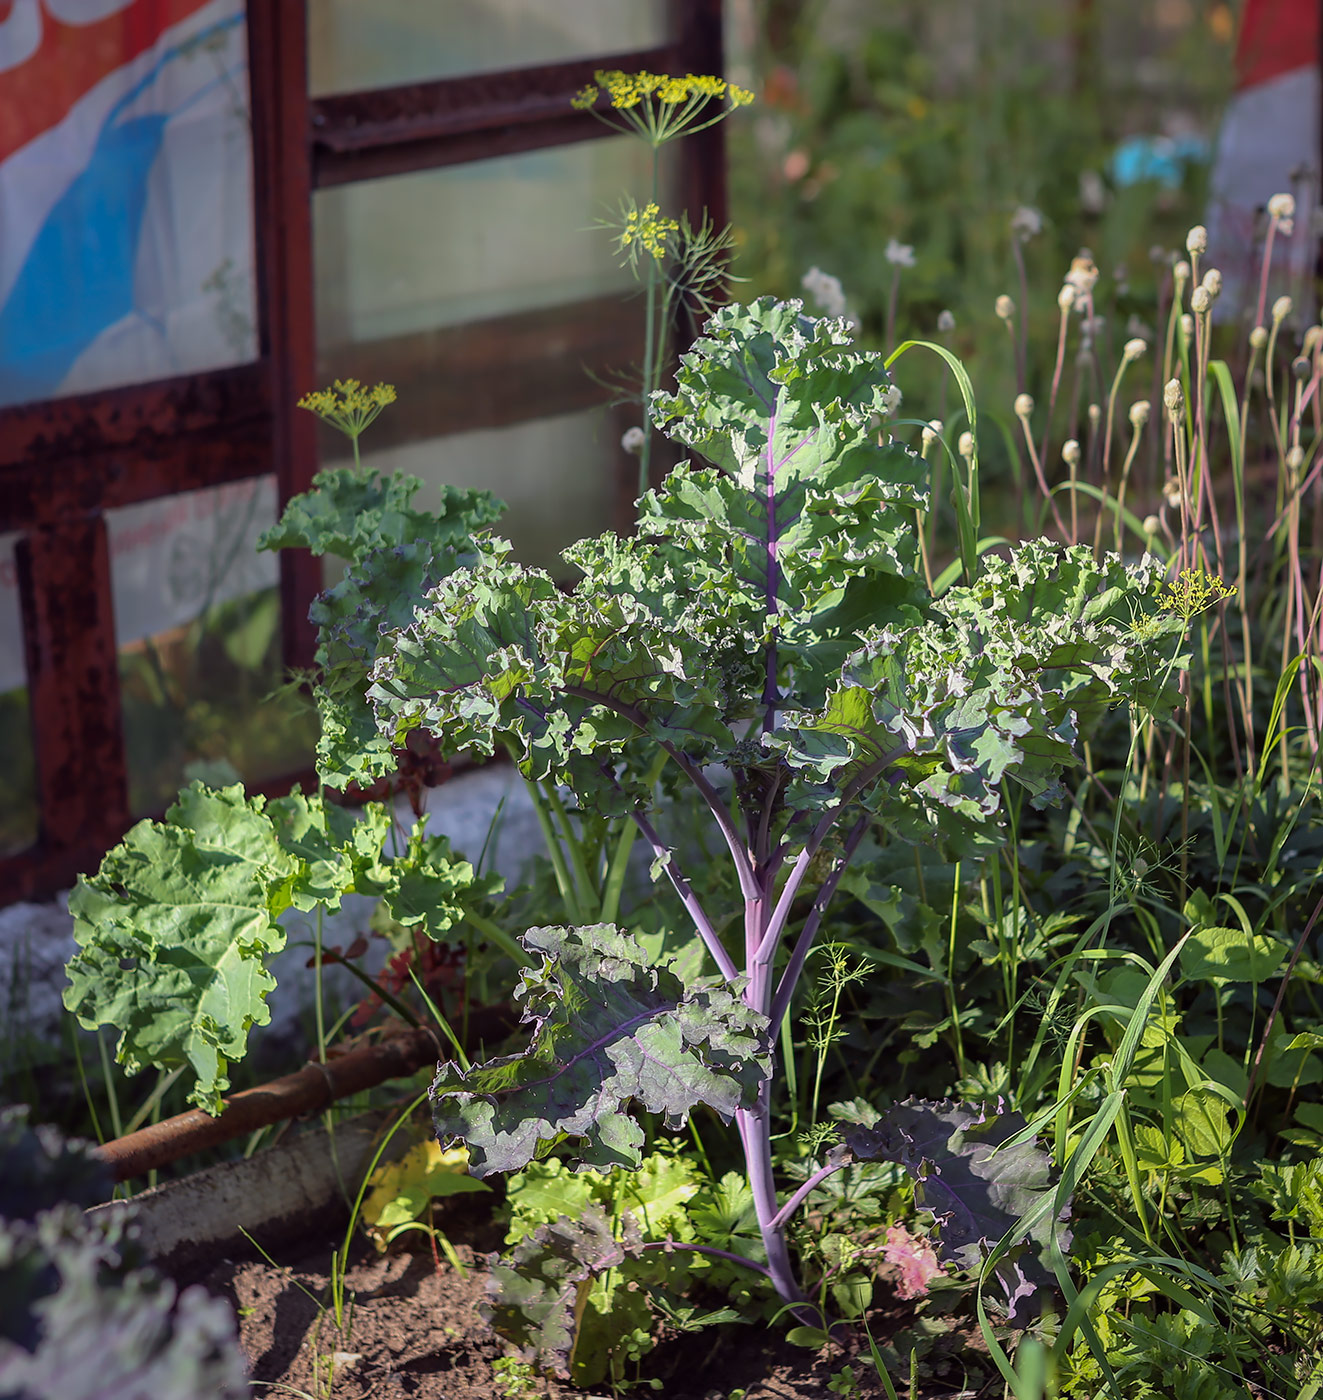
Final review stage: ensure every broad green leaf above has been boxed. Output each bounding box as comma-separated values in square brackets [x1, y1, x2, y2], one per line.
[64, 785, 296, 1113]
[64, 784, 492, 1113]
[361, 1140, 490, 1244]
[1179, 927, 1287, 983]
[431, 925, 771, 1175]
[1172, 1089, 1232, 1158]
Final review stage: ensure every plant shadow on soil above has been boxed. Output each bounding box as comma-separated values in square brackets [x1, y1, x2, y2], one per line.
[186, 1195, 997, 1399]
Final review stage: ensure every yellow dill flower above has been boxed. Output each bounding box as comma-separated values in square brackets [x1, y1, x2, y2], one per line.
[1163, 568, 1236, 621]
[297, 378, 397, 441]
[572, 68, 753, 145]
[618, 202, 678, 261]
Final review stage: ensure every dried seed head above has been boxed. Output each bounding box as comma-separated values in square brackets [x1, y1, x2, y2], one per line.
[1185, 224, 1208, 255]
[1061, 439, 1081, 466]
[921, 419, 942, 448]
[621, 426, 646, 455]
[958, 430, 975, 458]
[1190, 286, 1212, 315]
[1249, 325, 1269, 350]
[1010, 204, 1043, 240]
[1057, 284, 1077, 311]
[1268, 192, 1296, 221]
[1142, 513, 1161, 536]
[1272, 294, 1293, 323]
[1163, 378, 1185, 415]
[1163, 477, 1182, 508]
[995, 294, 1015, 320]
[1123, 337, 1147, 363]
[1014, 393, 1034, 418]
[1173, 259, 1191, 286]
[1304, 325, 1323, 354]
[1287, 445, 1305, 471]
[1180, 314, 1194, 337]
[1129, 400, 1151, 427]
[1065, 254, 1099, 296]
[1201, 268, 1222, 297]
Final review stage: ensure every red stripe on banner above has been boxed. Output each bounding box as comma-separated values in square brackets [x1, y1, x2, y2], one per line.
[0, 0, 217, 165]
[1235, 0, 1319, 90]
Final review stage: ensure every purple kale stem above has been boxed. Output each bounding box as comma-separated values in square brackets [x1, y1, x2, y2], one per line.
[768, 1159, 849, 1232]
[637, 1241, 772, 1279]
[736, 1086, 812, 1315]
[768, 817, 869, 1027]
[630, 809, 740, 984]
[762, 407, 782, 739]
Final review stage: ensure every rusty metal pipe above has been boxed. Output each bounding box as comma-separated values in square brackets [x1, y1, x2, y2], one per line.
[96, 1006, 513, 1182]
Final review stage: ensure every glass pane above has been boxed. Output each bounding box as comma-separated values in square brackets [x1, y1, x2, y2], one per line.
[0, 1, 257, 410]
[309, 0, 667, 96]
[108, 480, 316, 816]
[315, 138, 657, 338]
[0, 533, 37, 856]
[314, 139, 667, 569]
[319, 406, 626, 578]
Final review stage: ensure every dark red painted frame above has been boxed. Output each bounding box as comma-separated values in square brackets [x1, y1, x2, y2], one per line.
[0, 0, 726, 903]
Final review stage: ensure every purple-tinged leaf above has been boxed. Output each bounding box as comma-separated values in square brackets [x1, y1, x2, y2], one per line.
[482, 1206, 645, 1380]
[838, 1098, 1070, 1324]
[431, 925, 771, 1175]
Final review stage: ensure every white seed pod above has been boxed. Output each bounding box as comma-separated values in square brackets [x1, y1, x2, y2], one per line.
[1061, 439, 1081, 466]
[1180, 313, 1194, 337]
[995, 294, 1015, 320]
[621, 426, 646, 456]
[1304, 325, 1323, 354]
[958, 430, 975, 458]
[1163, 378, 1184, 414]
[1185, 224, 1208, 255]
[1201, 268, 1222, 297]
[1173, 259, 1191, 285]
[937, 309, 956, 333]
[1191, 286, 1212, 315]
[1142, 514, 1161, 536]
[1058, 284, 1077, 311]
[1273, 294, 1293, 322]
[1087, 403, 1101, 429]
[1129, 400, 1151, 427]
[921, 419, 942, 448]
[1249, 325, 1269, 350]
[883, 384, 903, 413]
[1287, 445, 1305, 471]
[1014, 393, 1034, 418]
[1122, 337, 1147, 362]
[1163, 477, 1182, 508]
[1268, 192, 1296, 221]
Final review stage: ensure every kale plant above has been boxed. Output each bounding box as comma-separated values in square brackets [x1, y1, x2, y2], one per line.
[368, 298, 1184, 1338]
[0, 1107, 247, 1400]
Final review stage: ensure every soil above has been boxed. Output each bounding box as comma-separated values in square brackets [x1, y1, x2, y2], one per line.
[189, 1201, 1000, 1400]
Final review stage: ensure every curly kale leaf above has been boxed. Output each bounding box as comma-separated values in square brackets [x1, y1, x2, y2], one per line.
[65, 784, 494, 1114]
[0, 1207, 248, 1400]
[765, 542, 1183, 840]
[0, 1107, 111, 1227]
[431, 925, 771, 1175]
[483, 1206, 647, 1381]
[839, 1098, 1070, 1325]
[371, 298, 929, 804]
[258, 466, 503, 790]
[257, 465, 501, 561]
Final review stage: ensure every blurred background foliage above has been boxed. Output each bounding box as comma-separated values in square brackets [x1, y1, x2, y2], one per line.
[726, 0, 1235, 409]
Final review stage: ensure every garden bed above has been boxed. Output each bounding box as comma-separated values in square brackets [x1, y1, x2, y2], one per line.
[189, 1197, 986, 1400]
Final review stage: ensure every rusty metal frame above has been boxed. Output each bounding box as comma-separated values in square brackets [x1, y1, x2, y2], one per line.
[0, 0, 726, 904]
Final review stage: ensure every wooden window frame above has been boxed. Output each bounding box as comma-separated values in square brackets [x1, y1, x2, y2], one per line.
[0, 0, 725, 902]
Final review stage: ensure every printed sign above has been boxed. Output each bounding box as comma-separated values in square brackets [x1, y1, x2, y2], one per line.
[0, 0, 257, 408]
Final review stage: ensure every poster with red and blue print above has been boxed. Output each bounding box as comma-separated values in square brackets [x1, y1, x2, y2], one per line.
[0, 0, 255, 410]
